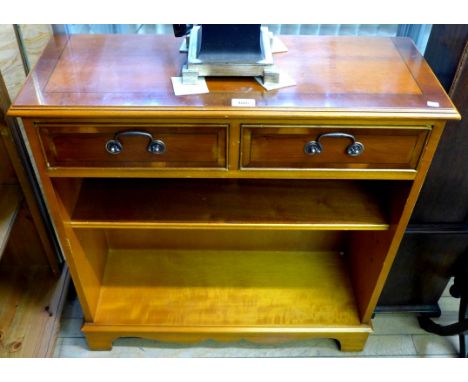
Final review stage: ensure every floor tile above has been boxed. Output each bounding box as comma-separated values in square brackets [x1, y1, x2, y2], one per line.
[142, 338, 344, 358]
[372, 314, 427, 335]
[53, 338, 63, 357]
[343, 335, 417, 357]
[61, 299, 84, 319]
[59, 318, 84, 338]
[56, 338, 147, 358]
[438, 296, 460, 314]
[432, 312, 459, 326]
[58, 337, 346, 358]
[412, 334, 459, 357]
[55, 334, 422, 358]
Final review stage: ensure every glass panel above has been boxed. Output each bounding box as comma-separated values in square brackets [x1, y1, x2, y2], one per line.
[61, 24, 432, 53]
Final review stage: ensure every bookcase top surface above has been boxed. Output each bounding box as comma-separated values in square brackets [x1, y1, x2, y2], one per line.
[9, 34, 459, 119]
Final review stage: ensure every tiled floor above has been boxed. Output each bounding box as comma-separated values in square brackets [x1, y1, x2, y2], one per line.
[54, 285, 462, 358]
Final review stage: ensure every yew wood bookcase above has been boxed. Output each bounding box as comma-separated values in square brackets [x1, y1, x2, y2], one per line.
[8, 34, 459, 351]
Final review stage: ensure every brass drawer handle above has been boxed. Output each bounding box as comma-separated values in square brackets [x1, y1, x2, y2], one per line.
[304, 132, 364, 157]
[105, 130, 166, 155]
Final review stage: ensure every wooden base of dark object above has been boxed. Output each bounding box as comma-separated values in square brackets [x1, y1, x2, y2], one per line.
[418, 303, 467, 358]
[418, 252, 468, 358]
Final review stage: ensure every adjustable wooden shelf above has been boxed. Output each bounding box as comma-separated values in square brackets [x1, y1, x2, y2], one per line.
[9, 34, 459, 351]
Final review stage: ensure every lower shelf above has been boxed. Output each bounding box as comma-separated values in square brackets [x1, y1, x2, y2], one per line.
[93, 249, 361, 328]
[73, 228, 376, 350]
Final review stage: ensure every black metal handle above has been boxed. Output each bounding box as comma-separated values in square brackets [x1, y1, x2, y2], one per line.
[105, 130, 166, 155]
[304, 132, 364, 157]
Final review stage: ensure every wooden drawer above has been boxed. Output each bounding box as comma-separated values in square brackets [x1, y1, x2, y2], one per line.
[241, 125, 430, 170]
[38, 124, 228, 169]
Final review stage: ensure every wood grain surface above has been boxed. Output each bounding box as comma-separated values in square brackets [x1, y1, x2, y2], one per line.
[94, 249, 360, 327]
[0, 265, 67, 357]
[242, 125, 429, 169]
[9, 35, 459, 120]
[39, 123, 227, 169]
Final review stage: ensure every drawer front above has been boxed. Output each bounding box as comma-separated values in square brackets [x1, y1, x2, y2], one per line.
[39, 124, 228, 169]
[241, 125, 429, 170]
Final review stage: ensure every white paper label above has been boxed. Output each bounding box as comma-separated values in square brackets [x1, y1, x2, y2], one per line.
[427, 101, 440, 108]
[231, 98, 256, 107]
